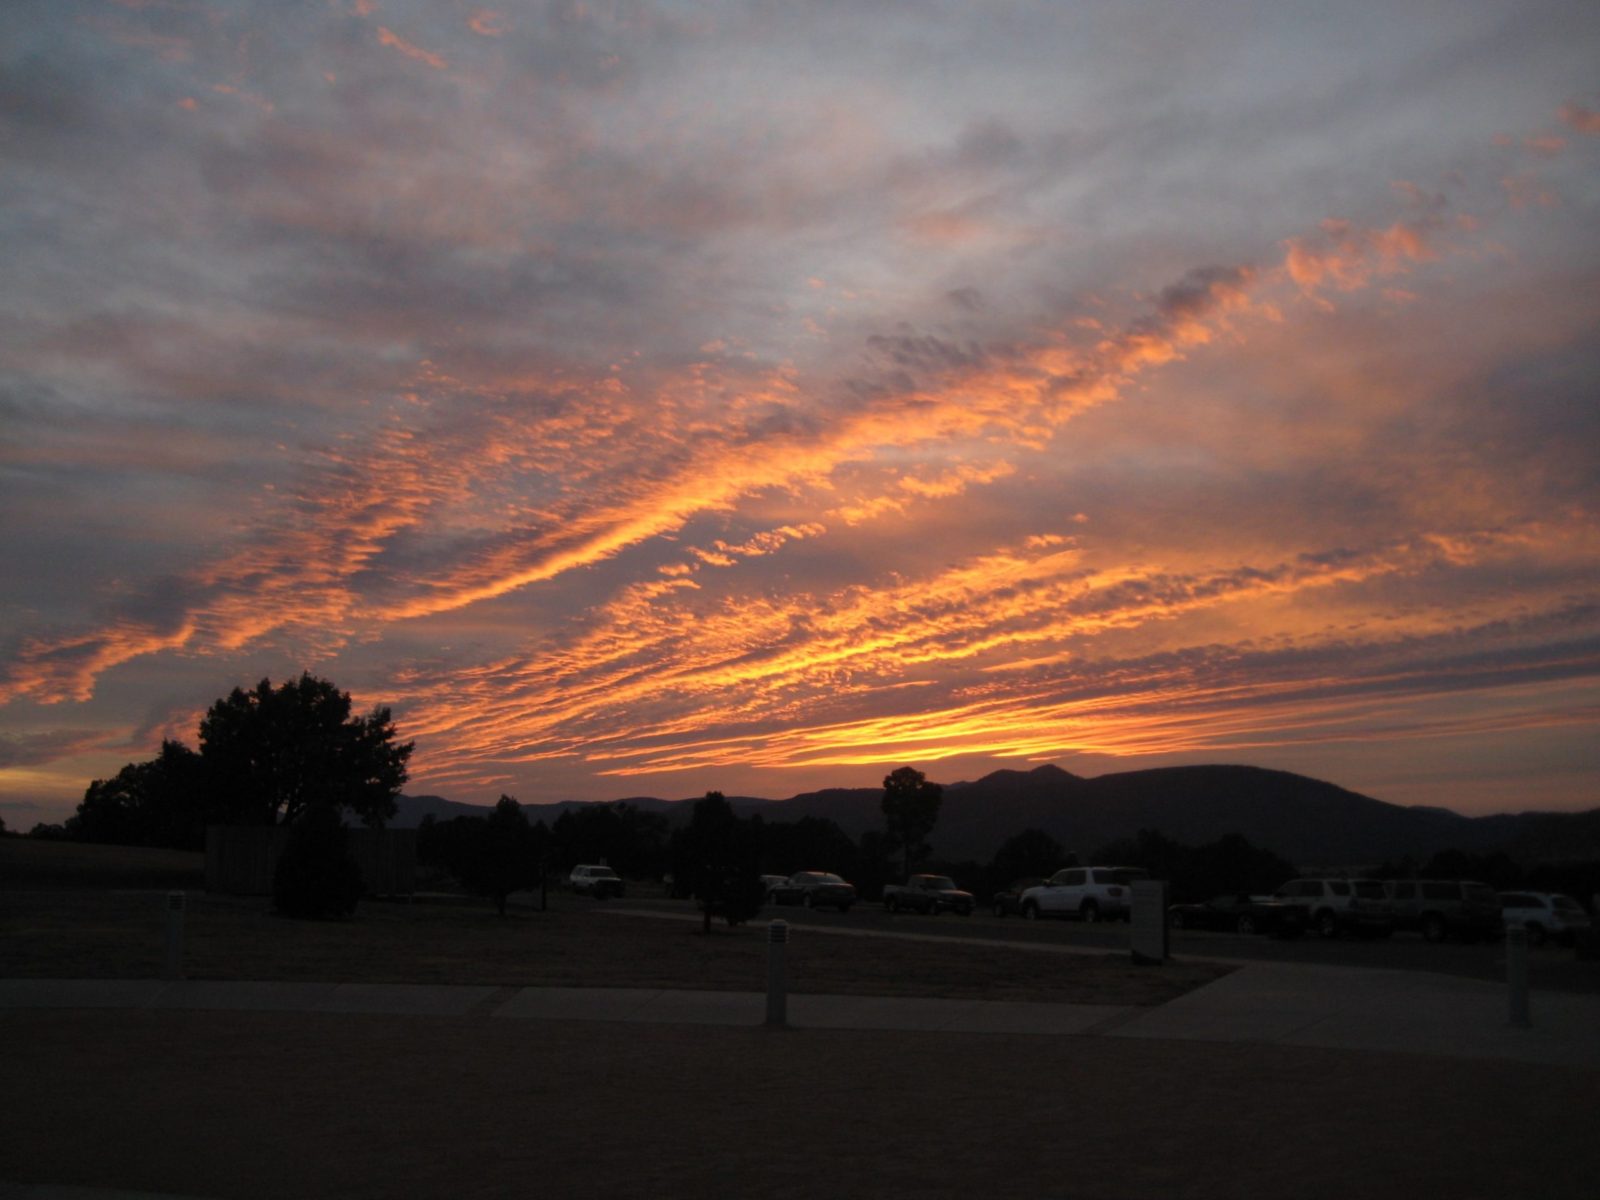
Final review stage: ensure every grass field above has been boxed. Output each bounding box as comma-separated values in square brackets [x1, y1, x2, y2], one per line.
[0, 836, 205, 889]
[1, 839, 1227, 1005]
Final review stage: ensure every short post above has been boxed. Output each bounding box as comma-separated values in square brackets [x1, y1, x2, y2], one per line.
[164, 890, 187, 981]
[1506, 922, 1531, 1028]
[765, 919, 789, 1028]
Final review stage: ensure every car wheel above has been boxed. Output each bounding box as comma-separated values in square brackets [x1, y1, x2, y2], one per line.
[928, 903, 939, 916]
[885, 897, 898, 913]
[1080, 901, 1100, 923]
[1236, 915, 1258, 935]
[1525, 923, 1548, 948]
[1169, 912, 1186, 930]
[960, 906, 973, 917]
[1315, 911, 1338, 939]
[1420, 914, 1446, 943]
[1022, 901, 1039, 920]
[802, 893, 814, 909]
[993, 902, 1007, 918]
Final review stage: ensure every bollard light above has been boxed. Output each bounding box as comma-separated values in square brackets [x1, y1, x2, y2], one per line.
[164, 890, 187, 981]
[1506, 922, 1531, 1029]
[765, 919, 789, 1028]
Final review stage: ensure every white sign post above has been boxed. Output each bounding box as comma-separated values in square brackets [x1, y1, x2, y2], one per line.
[1130, 879, 1168, 965]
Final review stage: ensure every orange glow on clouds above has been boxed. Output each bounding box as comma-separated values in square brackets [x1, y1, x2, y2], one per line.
[3, 4, 1596, 818]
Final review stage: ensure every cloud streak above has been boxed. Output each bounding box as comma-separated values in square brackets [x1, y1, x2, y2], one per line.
[1, 1, 1596, 820]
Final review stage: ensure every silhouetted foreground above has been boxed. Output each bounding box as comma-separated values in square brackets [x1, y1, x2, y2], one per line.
[4, 1010, 1595, 1199]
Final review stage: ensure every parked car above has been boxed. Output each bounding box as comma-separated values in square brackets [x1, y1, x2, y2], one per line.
[1167, 893, 1308, 936]
[759, 874, 789, 898]
[882, 874, 976, 915]
[1498, 891, 1590, 947]
[991, 877, 1046, 917]
[1020, 866, 1149, 922]
[1384, 879, 1501, 942]
[569, 864, 624, 898]
[767, 870, 857, 911]
[1273, 878, 1394, 939]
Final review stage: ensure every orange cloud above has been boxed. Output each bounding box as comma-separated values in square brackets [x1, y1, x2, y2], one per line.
[394, 516, 1576, 788]
[1282, 218, 1437, 299]
[468, 9, 506, 37]
[1558, 102, 1600, 135]
[0, 177, 1525, 709]
[901, 211, 987, 243]
[377, 26, 447, 69]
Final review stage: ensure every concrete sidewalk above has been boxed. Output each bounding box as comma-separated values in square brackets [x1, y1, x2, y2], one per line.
[4, 959, 1595, 1067]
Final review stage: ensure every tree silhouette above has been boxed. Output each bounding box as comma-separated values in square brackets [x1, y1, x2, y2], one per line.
[419, 797, 548, 915]
[71, 740, 208, 849]
[550, 801, 669, 879]
[674, 792, 763, 931]
[881, 766, 943, 878]
[200, 673, 413, 828]
[986, 827, 1069, 892]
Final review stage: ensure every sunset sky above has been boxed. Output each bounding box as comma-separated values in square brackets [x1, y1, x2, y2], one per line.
[3, 1, 1598, 828]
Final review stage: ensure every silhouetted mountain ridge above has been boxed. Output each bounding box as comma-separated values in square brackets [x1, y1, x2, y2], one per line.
[392, 763, 1600, 866]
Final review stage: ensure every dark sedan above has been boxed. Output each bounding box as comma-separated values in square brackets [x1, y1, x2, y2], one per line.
[768, 870, 857, 912]
[990, 877, 1046, 917]
[1168, 893, 1308, 936]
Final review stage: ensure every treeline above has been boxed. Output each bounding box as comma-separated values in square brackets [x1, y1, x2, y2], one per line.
[418, 795, 1301, 909]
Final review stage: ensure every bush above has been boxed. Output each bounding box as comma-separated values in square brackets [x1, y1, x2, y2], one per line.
[272, 807, 363, 919]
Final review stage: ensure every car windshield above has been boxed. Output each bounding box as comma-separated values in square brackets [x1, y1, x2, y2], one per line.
[926, 876, 957, 890]
[1553, 896, 1583, 912]
[814, 873, 844, 884]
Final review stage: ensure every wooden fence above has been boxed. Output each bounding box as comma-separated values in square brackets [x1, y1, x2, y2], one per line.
[205, 824, 417, 897]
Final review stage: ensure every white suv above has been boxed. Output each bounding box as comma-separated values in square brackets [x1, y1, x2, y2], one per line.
[1499, 892, 1591, 947]
[1274, 878, 1394, 939]
[1020, 866, 1148, 922]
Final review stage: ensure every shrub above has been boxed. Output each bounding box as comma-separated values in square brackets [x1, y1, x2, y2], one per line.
[272, 806, 363, 919]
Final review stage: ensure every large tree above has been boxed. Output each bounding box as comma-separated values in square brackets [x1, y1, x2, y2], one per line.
[199, 673, 413, 827]
[881, 766, 943, 878]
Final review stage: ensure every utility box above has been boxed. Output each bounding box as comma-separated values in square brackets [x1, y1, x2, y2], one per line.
[1130, 879, 1169, 964]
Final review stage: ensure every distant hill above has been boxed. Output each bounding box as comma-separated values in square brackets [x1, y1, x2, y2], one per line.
[390, 764, 1600, 867]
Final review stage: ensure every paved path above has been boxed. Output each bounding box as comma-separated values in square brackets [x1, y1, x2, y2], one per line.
[5, 956, 1595, 1067]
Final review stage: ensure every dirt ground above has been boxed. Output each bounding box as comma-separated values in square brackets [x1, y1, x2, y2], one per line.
[5, 1007, 1598, 1200]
